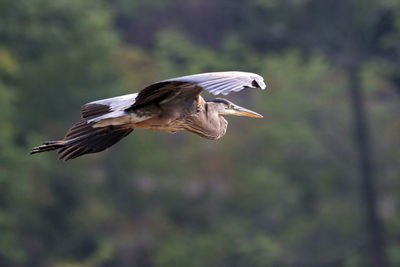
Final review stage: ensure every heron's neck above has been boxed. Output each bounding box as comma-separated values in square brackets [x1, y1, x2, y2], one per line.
[204, 102, 228, 140]
[184, 100, 228, 140]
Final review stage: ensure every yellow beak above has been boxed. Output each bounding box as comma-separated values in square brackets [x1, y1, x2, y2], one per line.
[228, 104, 263, 118]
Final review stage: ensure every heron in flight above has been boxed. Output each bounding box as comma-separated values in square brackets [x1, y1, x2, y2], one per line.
[30, 71, 266, 160]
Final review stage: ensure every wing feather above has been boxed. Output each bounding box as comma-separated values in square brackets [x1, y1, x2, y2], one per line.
[80, 93, 138, 118]
[162, 71, 266, 95]
[128, 71, 266, 109]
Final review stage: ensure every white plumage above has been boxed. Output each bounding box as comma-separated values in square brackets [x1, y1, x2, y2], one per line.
[162, 71, 266, 95]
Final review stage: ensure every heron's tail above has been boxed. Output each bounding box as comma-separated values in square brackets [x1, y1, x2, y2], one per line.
[30, 140, 67, 154]
[30, 120, 133, 161]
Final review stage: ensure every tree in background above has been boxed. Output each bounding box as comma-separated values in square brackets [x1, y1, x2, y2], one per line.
[236, 0, 399, 265]
[0, 0, 122, 265]
[0, 0, 121, 131]
[0, 0, 400, 266]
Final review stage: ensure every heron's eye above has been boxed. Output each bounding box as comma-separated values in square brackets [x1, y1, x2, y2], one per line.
[228, 103, 233, 109]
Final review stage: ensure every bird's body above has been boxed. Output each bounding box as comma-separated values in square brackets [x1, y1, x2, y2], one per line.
[31, 71, 266, 160]
[124, 95, 227, 139]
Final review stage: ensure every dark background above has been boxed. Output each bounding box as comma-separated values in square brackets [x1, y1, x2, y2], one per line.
[0, 0, 399, 266]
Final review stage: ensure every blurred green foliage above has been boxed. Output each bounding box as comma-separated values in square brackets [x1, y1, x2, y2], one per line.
[0, 0, 399, 266]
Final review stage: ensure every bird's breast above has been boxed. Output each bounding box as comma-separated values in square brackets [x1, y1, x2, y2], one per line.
[133, 116, 186, 133]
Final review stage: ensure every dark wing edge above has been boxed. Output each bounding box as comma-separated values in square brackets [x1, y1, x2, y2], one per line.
[81, 104, 111, 119]
[127, 81, 203, 110]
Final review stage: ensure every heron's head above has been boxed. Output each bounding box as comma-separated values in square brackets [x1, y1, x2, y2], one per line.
[208, 98, 263, 118]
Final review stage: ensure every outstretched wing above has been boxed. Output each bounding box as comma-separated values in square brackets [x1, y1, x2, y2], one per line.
[129, 71, 266, 110]
[80, 93, 139, 119]
[163, 71, 266, 95]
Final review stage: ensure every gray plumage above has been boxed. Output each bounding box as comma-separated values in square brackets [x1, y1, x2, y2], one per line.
[161, 71, 266, 95]
[30, 71, 266, 160]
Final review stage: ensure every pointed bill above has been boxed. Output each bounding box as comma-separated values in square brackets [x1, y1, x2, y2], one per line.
[229, 104, 263, 118]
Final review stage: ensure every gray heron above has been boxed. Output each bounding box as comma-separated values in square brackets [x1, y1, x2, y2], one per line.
[30, 71, 266, 160]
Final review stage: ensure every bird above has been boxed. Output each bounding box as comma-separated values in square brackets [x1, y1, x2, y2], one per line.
[30, 71, 266, 161]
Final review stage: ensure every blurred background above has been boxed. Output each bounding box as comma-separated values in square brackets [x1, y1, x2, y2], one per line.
[0, 0, 399, 266]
